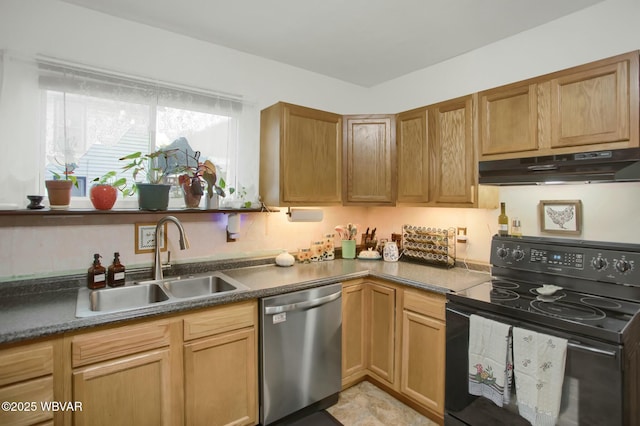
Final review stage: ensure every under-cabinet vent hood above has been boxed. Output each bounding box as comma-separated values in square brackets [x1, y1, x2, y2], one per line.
[479, 148, 640, 185]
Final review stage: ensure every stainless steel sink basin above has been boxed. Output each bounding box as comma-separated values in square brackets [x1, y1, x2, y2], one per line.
[162, 274, 241, 298]
[75, 272, 249, 317]
[91, 284, 169, 311]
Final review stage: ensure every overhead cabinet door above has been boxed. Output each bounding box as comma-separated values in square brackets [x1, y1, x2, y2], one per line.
[551, 59, 633, 148]
[343, 115, 396, 205]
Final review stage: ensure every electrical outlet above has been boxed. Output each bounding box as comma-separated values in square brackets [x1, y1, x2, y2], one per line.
[456, 227, 468, 243]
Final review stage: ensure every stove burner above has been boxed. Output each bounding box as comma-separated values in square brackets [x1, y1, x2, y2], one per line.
[530, 300, 606, 321]
[492, 280, 519, 289]
[490, 288, 519, 302]
[580, 297, 623, 310]
[529, 288, 566, 299]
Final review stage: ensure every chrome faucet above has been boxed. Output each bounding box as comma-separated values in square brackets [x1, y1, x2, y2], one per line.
[154, 216, 190, 281]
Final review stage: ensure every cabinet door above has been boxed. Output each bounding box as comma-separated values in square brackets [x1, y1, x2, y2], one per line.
[400, 310, 445, 416]
[479, 83, 538, 157]
[343, 115, 396, 205]
[367, 283, 396, 385]
[0, 340, 56, 426]
[184, 328, 257, 426]
[396, 108, 429, 203]
[72, 349, 174, 426]
[428, 96, 475, 205]
[342, 282, 366, 386]
[551, 56, 635, 148]
[282, 104, 342, 204]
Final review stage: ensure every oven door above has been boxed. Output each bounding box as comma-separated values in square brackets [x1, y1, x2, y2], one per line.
[445, 302, 623, 426]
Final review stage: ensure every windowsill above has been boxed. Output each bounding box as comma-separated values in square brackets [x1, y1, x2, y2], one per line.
[0, 207, 272, 215]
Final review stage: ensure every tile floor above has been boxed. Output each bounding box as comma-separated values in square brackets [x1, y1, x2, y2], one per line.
[326, 381, 439, 426]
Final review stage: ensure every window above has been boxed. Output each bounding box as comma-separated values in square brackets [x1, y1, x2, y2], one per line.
[32, 58, 250, 208]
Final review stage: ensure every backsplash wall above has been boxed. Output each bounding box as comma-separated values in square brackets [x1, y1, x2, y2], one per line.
[3, 181, 638, 281]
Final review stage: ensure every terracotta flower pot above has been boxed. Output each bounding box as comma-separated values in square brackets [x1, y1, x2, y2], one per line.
[45, 180, 73, 209]
[90, 184, 117, 210]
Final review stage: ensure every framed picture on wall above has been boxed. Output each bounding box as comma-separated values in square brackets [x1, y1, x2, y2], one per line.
[539, 200, 582, 235]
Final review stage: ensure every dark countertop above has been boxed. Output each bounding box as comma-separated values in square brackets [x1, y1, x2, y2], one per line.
[0, 259, 490, 345]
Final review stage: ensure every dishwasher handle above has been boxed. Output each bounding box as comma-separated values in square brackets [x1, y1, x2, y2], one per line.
[264, 290, 342, 315]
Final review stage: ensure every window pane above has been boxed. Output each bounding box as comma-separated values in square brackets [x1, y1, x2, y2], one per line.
[156, 106, 237, 200]
[43, 90, 150, 196]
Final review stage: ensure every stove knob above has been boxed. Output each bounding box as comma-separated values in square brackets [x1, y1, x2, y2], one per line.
[592, 257, 608, 270]
[615, 259, 632, 274]
[497, 247, 508, 259]
[512, 249, 525, 261]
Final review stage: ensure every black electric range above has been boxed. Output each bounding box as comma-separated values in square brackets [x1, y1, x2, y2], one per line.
[448, 235, 640, 344]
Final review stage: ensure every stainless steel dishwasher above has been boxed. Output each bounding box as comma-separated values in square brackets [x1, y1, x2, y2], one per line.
[260, 282, 342, 425]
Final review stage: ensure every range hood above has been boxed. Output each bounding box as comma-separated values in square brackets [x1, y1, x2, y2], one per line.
[479, 148, 640, 185]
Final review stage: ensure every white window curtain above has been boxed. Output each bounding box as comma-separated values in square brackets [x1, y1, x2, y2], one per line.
[0, 51, 257, 208]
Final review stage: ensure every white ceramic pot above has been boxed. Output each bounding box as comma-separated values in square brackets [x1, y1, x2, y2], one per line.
[383, 241, 399, 262]
[275, 250, 295, 267]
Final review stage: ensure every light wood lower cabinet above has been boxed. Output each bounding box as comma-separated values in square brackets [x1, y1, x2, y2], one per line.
[69, 318, 181, 426]
[72, 348, 174, 426]
[342, 280, 446, 425]
[342, 280, 397, 389]
[0, 338, 60, 426]
[342, 281, 367, 384]
[400, 289, 446, 419]
[183, 301, 258, 426]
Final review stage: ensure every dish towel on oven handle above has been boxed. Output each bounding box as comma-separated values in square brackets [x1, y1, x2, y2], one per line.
[468, 314, 513, 407]
[513, 327, 568, 426]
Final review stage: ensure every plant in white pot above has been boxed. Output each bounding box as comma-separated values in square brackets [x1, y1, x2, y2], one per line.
[119, 148, 180, 211]
[175, 149, 227, 209]
[45, 162, 79, 210]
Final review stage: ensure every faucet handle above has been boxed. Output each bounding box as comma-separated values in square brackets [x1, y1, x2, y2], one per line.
[161, 251, 172, 270]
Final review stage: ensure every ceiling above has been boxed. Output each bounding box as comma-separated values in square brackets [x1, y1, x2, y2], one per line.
[60, 0, 603, 87]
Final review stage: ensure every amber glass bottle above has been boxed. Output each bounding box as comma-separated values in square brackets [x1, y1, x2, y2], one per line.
[107, 252, 126, 287]
[87, 253, 107, 289]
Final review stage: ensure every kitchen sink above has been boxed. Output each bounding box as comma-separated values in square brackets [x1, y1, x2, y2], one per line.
[75, 272, 250, 317]
[162, 274, 241, 298]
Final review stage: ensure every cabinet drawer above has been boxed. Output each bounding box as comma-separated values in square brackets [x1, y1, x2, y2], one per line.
[0, 376, 54, 425]
[72, 321, 172, 367]
[0, 341, 53, 386]
[403, 289, 445, 320]
[184, 301, 256, 341]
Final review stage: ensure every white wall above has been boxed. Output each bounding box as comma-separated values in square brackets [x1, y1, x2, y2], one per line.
[1, 0, 639, 280]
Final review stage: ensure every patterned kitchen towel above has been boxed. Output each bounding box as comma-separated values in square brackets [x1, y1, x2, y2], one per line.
[468, 314, 513, 407]
[513, 327, 567, 426]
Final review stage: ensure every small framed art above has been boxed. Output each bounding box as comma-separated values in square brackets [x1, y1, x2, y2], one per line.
[135, 223, 168, 254]
[539, 200, 582, 235]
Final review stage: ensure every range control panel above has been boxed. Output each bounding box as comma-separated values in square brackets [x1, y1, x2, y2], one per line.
[491, 235, 639, 285]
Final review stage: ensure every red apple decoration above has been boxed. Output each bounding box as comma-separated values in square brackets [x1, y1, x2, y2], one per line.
[90, 184, 117, 210]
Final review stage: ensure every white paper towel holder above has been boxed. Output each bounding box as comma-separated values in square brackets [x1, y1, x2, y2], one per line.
[286, 207, 323, 222]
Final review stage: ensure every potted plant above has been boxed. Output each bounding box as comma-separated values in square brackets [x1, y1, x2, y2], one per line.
[45, 162, 79, 210]
[119, 149, 179, 211]
[89, 171, 126, 210]
[176, 149, 227, 209]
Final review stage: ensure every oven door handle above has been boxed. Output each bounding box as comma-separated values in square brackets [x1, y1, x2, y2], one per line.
[446, 307, 471, 318]
[447, 307, 618, 358]
[567, 341, 617, 358]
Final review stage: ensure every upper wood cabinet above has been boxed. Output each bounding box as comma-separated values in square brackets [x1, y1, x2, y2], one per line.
[428, 95, 476, 206]
[479, 51, 639, 160]
[396, 107, 429, 203]
[479, 83, 539, 156]
[343, 115, 396, 205]
[260, 102, 342, 206]
[397, 97, 497, 208]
